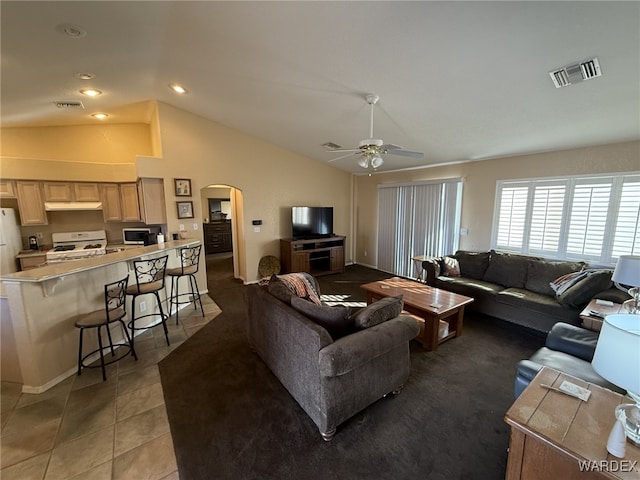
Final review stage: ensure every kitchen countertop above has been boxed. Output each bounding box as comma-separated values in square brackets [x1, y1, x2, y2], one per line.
[2, 239, 199, 283]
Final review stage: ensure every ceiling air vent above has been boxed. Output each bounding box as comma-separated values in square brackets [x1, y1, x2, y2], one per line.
[322, 142, 343, 150]
[549, 57, 601, 88]
[55, 101, 85, 109]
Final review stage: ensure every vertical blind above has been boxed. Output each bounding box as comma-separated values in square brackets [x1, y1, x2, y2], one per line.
[492, 173, 640, 265]
[377, 179, 462, 277]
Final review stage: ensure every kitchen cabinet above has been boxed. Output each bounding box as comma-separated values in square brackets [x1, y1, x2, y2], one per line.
[100, 183, 141, 222]
[16, 181, 48, 225]
[0, 180, 16, 198]
[18, 254, 47, 271]
[43, 182, 100, 202]
[137, 178, 166, 225]
[204, 221, 232, 254]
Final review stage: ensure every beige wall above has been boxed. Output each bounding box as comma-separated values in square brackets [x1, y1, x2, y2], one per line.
[138, 103, 353, 282]
[355, 140, 640, 267]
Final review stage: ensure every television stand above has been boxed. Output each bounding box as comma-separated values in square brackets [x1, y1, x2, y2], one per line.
[280, 236, 345, 276]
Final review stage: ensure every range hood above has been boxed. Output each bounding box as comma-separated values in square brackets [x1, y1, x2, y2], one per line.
[44, 201, 103, 211]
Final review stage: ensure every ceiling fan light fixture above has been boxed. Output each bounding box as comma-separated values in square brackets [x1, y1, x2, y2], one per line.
[357, 157, 369, 168]
[371, 155, 384, 169]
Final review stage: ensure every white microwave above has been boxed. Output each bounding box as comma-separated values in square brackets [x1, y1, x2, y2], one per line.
[123, 228, 151, 245]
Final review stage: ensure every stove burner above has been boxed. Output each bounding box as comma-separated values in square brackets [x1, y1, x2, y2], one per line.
[84, 244, 102, 249]
[53, 245, 76, 252]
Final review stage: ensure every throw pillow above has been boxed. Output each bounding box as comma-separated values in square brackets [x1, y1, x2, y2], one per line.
[351, 295, 404, 330]
[267, 275, 293, 304]
[557, 270, 613, 309]
[290, 296, 351, 339]
[455, 251, 490, 279]
[442, 257, 461, 277]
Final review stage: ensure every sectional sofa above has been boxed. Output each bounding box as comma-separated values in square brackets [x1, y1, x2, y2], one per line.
[422, 250, 629, 334]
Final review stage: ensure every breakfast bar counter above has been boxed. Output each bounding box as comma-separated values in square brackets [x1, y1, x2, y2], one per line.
[0, 239, 200, 392]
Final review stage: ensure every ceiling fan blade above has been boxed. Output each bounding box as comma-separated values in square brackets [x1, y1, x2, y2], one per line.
[384, 148, 424, 158]
[326, 147, 361, 153]
[328, 151, 359, 162]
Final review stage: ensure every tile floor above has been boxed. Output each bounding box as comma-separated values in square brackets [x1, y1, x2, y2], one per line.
[1, 295, 222, 480]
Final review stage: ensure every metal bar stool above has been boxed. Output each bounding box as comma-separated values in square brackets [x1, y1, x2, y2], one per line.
[126, 255, 170, 347]
[167, 245, 205, 325]
[75, 275, 137, 381]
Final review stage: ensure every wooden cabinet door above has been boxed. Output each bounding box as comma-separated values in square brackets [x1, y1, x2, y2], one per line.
[16, 181, 47, 225]
[100, 183, 123, 222]
[137, 178, 167, 224]
[43, 182, 73, 201]
[0, 180, 16, 198]
[120, 183, 141, 222]
[73, 183, 100, 201]
[330, 246, 344, 273]
[292, 252, 310, 273]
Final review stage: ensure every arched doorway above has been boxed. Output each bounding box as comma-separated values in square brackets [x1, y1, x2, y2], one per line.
[200, 184, 244, 290]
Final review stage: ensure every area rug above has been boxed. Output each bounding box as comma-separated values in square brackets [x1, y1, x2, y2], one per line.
[158, 263, 544, 480]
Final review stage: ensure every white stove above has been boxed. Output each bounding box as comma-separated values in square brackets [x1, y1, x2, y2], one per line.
[47, 230, 108, 263]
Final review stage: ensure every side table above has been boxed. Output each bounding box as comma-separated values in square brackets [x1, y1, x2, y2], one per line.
[504, 367, 640, 480]
[579, 299, 624, 331]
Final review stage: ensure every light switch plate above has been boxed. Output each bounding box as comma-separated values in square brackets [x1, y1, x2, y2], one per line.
[179, 224, 185, 231]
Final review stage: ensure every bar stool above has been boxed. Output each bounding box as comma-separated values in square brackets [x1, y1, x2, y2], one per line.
[167, 245, 205, 325]
[75, 276, 137, 381]
[126, 255, 170, 347]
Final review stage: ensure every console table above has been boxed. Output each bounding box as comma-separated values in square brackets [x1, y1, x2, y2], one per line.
[505, 367, 640, 480]
[280, 236, 345, 276]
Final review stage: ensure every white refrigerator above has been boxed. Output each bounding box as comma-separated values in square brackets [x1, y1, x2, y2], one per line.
[0, 208, 23, 274]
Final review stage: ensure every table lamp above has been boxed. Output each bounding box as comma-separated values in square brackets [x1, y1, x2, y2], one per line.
[592, 314, 640, 453]
[612, 255, 640, 314]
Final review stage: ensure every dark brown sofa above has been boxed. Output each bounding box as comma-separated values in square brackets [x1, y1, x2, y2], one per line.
[422, 250, 629, 334]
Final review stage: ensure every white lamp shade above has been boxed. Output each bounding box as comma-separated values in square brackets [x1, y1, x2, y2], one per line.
[357, 157, 369, 168]
[592, 314, 640, 396]
[371, 155, 384, 169]
[612, 255, 640, 288]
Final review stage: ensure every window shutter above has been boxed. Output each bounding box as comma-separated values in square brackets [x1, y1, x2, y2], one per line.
[612, 177, 640, 257]
[495, 186, 528, 249]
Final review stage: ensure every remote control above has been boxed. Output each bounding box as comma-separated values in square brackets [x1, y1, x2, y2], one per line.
[596, 299, 614, 307]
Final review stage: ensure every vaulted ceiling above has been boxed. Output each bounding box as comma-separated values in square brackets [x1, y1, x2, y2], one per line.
[2, 1, 638, 173]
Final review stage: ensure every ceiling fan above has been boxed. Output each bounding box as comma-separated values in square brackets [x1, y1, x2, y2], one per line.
[325, 94, 424, 169]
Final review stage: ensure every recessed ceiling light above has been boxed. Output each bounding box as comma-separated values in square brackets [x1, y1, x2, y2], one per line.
[57, 23, 87, 38]
[76, 73, 95, 80]
[169, 83, 188, 94]
[79, 88, 102, 97]
[91, 113, 109, 120]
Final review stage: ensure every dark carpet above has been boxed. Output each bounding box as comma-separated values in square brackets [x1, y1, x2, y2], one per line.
[159, 257, 545, 480]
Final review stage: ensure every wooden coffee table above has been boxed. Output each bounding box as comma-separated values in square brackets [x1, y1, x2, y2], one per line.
[361, 277, 474, 351]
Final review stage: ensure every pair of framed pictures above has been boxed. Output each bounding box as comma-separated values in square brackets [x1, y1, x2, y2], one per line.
[174, 178, 194, 219]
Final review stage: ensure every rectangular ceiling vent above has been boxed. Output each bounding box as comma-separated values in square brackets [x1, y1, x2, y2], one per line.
[549, 57, 601, 88]
[55, 101, 85, 109]
[322, 142, 343, 150]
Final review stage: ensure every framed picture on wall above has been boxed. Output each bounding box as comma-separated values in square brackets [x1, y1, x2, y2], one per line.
[177, 201, 194, 219]
[174, 178, 192, 197]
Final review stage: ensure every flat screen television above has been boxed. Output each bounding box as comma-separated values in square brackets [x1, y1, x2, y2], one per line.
[292, 206, 333, 239]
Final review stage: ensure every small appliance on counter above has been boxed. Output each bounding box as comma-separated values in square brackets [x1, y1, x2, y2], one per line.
[123, 227, 161, 245]
[29, 235, 39, 250]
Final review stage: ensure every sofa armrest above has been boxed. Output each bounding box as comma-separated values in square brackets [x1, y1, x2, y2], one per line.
[545, 322, 599, 362]
[319, 315, 419, 377]
[422, 258, 440, 286]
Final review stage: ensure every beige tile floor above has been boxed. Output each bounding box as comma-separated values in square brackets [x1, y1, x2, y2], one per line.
[1, 295, 221, 480]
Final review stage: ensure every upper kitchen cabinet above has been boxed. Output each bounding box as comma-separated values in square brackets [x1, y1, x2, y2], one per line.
[137, 178, 166, 225]
[0, 180, 16, 198]
[43, 182, 100, 202]
[100, 183, 141, 222]
[16, 181, 48, 225]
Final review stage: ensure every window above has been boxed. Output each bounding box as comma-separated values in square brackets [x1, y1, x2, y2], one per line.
[492, 173, 640, 265]
[377, 179, 462, 277]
